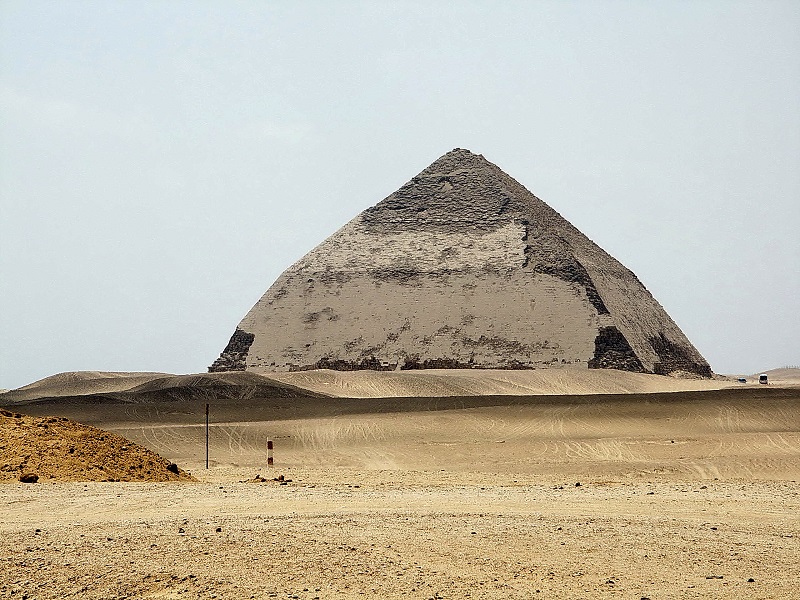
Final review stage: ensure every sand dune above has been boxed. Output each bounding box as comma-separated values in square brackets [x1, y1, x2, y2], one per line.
[1, 370, 330, 405]
[7, 367, 796, 405]
[269, 367, 735, 398]
[10, 385, 799, 482]
[748, 366, 800, 384]
[5, 369, 797, 484]
[2, 370, 173, 403]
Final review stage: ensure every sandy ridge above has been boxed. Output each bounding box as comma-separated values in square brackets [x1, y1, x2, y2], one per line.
[6, 367, 798, 405]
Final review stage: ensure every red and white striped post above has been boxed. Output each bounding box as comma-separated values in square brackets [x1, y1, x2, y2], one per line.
[267, 439, 274, 468]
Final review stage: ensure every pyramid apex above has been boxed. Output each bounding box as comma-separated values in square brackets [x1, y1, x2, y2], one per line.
[417, 147, 493, 176]
[444, 147, 483, 159]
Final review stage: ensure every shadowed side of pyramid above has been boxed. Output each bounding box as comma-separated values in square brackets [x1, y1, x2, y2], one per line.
[210, 149, 711, 378]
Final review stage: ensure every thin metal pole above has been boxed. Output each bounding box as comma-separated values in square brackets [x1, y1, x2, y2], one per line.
[205, 403, 209, 469]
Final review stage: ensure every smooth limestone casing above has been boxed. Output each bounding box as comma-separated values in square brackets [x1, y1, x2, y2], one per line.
[241, 222, 598, 369]
[212, 149, 710, 376]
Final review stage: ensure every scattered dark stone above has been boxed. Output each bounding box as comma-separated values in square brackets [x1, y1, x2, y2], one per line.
[178, 528, 185, 534]
[650, 332, 712, 377]
[588, 326, 645, 372]
[647, 491, 655, 495]
[215, 527, 222, 532]
[705, 575, 723, 579]
[747, 578, 755, 583]
[166, 463, 179, 475]
[575, 482, 581, 487]
[314, 355, 394, 372]
[209, 328, 255, 372]
[710, 527, 718, 531]
[19, 473, 38, 483]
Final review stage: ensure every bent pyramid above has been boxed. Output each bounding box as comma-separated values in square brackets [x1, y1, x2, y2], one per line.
[211, 149, 711, 377]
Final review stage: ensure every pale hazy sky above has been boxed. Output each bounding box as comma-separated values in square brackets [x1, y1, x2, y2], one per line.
[1, 1, 798, 389]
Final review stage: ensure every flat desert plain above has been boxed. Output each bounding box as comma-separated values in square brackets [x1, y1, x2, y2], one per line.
[1, 369, 799, 599]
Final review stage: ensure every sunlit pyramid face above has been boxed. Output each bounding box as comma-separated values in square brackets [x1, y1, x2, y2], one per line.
[211, 149, 711, 378]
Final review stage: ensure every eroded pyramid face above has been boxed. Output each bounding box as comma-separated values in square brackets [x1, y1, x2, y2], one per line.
[211, 149, 711, 377]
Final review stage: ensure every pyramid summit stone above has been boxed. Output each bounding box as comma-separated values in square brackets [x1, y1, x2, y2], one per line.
[210, 149, 711, 377]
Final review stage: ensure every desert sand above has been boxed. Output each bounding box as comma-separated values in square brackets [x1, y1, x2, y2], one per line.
[268, 367, 731, 398]
[1, 369, 798, 598]
[0, 367, 741, 405]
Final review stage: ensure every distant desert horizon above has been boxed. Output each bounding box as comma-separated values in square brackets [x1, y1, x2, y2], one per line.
[3, 364, 799, 404]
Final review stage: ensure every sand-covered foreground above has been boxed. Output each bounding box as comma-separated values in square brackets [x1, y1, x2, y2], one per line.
[1, 470, 798, 599]
[2, 379, 799, 599]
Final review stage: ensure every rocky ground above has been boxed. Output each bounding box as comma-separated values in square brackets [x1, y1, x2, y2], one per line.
[0, 408, 194, 483]
[0, 468, 797, 599]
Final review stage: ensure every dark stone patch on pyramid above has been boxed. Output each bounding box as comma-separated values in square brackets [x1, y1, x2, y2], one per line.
[588, 327, 645, 372]
[210, 149, 711, 377]
[210, 328, 255, 372]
